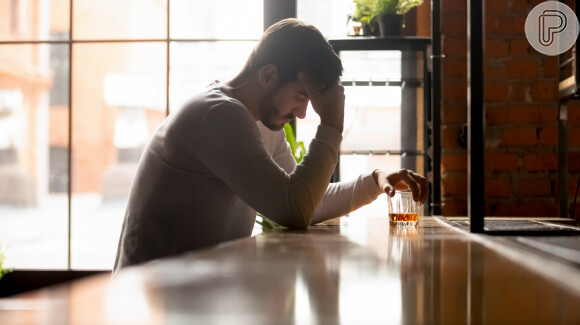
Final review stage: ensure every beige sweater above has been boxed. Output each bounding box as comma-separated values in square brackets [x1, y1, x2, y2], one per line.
[113, 82, 382, 272]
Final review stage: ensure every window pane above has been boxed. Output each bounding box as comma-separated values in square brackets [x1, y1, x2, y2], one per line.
[0, 0, 70, 41]
[297, 48, 426, 217]
[169, 41, 256, 111]
[71, 42, 166, 269]
[298, 0, 351, 37]
[170, 0, 263, 39]
[341, 50, 402, 81]
[73, 0, 166, 39]
[0, 43, 69, 269]
[298, 50, 404, 147]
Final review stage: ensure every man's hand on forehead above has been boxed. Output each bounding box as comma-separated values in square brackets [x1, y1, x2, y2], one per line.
[298, 72, 345, 133]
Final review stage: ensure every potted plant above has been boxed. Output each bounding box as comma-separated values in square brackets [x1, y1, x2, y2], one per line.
[0, 243, 11, 281]
[374, 0, 424, 36]
[351, 0, 379, 36]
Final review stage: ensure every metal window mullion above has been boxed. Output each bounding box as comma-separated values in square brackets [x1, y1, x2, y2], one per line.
[67, 0, 73, 270]
[166, 0, 170, 117]
[468, 0, 485, 233]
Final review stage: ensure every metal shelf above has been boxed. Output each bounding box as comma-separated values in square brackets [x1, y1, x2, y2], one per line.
[328, 36, 440, 216]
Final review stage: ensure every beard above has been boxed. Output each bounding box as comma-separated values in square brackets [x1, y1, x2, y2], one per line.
[258, 87, 294, 131]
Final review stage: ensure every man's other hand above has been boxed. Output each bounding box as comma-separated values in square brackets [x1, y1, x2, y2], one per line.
[373, 169, 428, 203]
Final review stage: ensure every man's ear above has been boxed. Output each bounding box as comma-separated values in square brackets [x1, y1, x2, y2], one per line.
[257, 64, 278, 90]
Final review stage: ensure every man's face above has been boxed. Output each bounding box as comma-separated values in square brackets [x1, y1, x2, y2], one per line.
[258, 80, 309, 131]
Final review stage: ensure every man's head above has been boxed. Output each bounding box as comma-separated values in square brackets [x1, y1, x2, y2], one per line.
[242, 18, 343, 89]
[241, 19, 343, 130]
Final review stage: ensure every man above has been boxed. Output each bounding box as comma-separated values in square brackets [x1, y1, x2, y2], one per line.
[114, 19, 428, 272]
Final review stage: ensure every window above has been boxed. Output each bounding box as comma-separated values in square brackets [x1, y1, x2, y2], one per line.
[1, 0, 425, 269]
[297, 1, 426, 217]
[0, 0, 263, 270]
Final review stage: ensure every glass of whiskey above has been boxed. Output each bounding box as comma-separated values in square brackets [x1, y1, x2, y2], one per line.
[387, 191, 421, 227]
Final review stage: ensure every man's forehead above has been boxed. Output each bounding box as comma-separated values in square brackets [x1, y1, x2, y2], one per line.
[286, 80, 307, 93]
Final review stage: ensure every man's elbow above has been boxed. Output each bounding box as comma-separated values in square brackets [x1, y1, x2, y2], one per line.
[275, 212, 312, 230]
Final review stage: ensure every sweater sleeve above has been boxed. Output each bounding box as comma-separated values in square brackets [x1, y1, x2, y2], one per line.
[265, 126, 384, 224]
[311, 171, 384, 224]
[193, 103, 342, 229]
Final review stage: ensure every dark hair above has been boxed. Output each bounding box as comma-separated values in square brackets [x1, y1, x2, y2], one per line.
[242, 18, 343, 88]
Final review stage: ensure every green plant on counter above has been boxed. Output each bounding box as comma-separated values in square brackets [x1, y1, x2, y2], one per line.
[396, 0, 423, 15]
[359, 0, 424, 17]
[375, 0, 398, 15]
[352, 0, 379, 35]
[283, 123, 306, 164]
[0, 243, 11, 280]
[352, 0, 377, 26]
[255, 124, 306, 231]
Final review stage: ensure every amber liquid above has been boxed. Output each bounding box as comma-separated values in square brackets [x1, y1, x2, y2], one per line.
[389, 213, 419, 226]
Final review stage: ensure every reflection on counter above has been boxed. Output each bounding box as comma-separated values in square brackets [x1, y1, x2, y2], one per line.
[1, 217, 580, 324]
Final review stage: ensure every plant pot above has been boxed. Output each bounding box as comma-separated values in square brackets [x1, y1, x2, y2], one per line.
[362, 20, 379, 36]
[377, 14, 403, 36]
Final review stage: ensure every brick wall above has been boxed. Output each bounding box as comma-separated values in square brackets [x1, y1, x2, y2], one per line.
[440, 0, 580, 218]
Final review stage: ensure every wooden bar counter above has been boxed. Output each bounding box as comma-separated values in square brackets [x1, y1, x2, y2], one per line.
[1, 216, 580, 324]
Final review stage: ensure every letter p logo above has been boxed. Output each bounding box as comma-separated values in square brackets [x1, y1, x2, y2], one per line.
[525, 2, 579, 56]
[539, 10, 567, 46]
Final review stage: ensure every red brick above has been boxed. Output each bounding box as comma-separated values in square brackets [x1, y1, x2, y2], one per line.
[486, 202, 512, 216]
[554, 176, 580, 196]
[486, 0, 509, 13]
[443, 81, 467, 101]
[443, 0, 467, 14]
[441, 104, 467, 124]
[507, 105, 556, 124]
[529, 0, 546, 7]
[496, 16, 526, 35]
[511, 0, 529, 12]
[511, 202, 558, 217]
[443, 37, 467, 57]
[505, 60, 539, 79]
[537, 106, 558, 123]
[485, 64, 504, 79]
[568, 175, 579, 193]
[570, 177, 580, 197]
[568, 102, 580, 124]
[486, 39, 509, 58]
[516, 178, 552, 197]
[443, 58, 467, 77]
[486, 17, 497, 34]
[442, 173, 468, 196]
[538, 127, 558, 146]
[485, 82, 510, 101]
[570, 153, 580, 173]
[523, 153, 558, 172]
[442, 127, 461, 148]
[569, 128, 580, 146]
[442, 15, 467, 36]
[486, 106, 508, 125]
[510, 39, 530, 56]
[485, 178, 511, 198]
[568, 177, 580, 196]
[488, 202, 513, 216]
[501, 128, 537, 146]
[543, 57, 558, 78]
[441, 153, 467, 172]
[485, 153, 519, 172]
[510, 82, 529, 100]
[531, 81, 558, 101]
[571, 203, 580, 218]
[441, 200, 467, 216]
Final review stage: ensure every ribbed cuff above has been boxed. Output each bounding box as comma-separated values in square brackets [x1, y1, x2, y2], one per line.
[363, 170, 384, 198]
